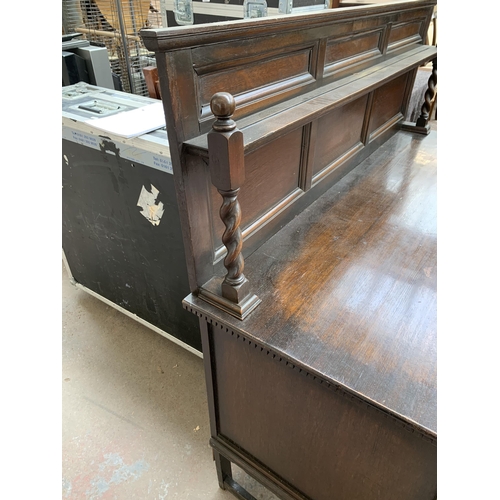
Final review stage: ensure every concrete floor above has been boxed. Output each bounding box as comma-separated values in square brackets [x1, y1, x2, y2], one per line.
[62, 262, 278, 500]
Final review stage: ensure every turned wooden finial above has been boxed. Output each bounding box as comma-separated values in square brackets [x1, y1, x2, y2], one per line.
[210, 92, 236, 132]
[198, 92, 261, 320]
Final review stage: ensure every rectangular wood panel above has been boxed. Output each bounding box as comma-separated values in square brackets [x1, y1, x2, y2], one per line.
[394, 6, 431, 25]
[312, 95, 368, 178]
[199, 48, 315, 115]
[367, 73, 409, 141]
[324, 30, 383, 78]
[211, 127, 304, 251]
[387, 21, 423, 51]
[213, 328, 437, 500]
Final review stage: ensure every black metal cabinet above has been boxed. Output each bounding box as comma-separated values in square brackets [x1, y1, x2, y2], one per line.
[62, 83, 201, 353]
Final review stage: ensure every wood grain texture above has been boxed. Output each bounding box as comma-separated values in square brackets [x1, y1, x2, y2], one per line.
[211, 127, 304, 245]
[185, 129, 437, 436]
[387, 20, 424, 52]
[324, 29, 383, 78]
[367, 72, 409, 140]
[213, 323, 437, 500]
[142, 66, 161, 99]
[142, 4, 435, 292]
[142, 1, 436, 131]
[312, 94, 368, 176]
[141, 5, 438, 497]
[185, 45, 437, 157]
[141, 2, 436, 52]
[198, 47, 315, 111]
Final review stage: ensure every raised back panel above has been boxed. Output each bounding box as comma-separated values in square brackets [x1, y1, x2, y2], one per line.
[195, 42, 318, 125]
[367, 73, 410, 141]
[141, 0, 436, 290]
[210, 70, 413, 262]
[323, 28, 384, 79]
[387, 20, 424, 52]
[211, 127, 305, 258]
[312, 95, 368, 181]
[143, 2, 435, 139]
[386, 5, 431, 53]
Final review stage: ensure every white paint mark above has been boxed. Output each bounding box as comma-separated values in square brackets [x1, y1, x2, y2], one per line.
[158, 480, 170, 500]
[137, 184, 165, 226]
[64, 155, 69, 165]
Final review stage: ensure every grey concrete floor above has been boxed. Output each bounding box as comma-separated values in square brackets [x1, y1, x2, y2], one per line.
[62, 262, 278, 500]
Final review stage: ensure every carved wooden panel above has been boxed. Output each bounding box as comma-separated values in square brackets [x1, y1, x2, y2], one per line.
[366, 73, 409, 142]
[387, 20, 424, 52]
[394, 6, 431, 25]
[211, 127, 304, 257]
[141, 0, 437, 290]
[312, 95, 368, 182]
[198, 47, 316, 121]
[324, 29, 384, 79]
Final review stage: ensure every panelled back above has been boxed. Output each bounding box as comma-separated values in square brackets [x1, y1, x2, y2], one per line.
[141, 1, 436, 290]
[143, 2, 433, 136]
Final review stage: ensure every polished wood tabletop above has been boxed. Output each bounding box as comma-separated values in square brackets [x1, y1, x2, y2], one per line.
[185, 129, 437, 437]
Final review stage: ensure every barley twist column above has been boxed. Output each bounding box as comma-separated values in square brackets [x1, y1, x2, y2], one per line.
[401, 56, 437, 135]
[219, 188, 245, 287]
[199, 92, 261, 319]
[415, 57, 437, 128]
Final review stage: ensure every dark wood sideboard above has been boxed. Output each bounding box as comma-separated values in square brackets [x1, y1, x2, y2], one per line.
[141, 2, 437, 498]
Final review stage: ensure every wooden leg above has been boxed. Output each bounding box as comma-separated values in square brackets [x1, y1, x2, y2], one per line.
[429, 93, 437, 120]
[213, 449, 259, 500]
[401, 57, 437, 135]
[214, 449, 232, 489]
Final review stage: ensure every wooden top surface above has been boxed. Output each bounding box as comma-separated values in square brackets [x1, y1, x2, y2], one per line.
[141, 0, 436, 51]
[185, 130, 437, 436]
